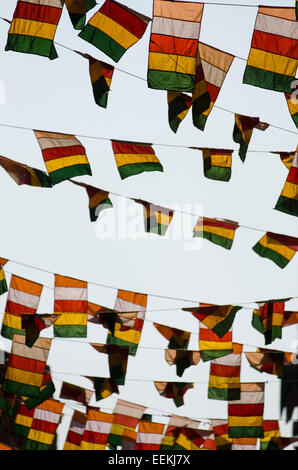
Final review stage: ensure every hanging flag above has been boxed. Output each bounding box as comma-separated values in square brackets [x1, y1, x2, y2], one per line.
[271, 150, 296, 170]
[154, 382, 194, 407]
[233, 114, 269, 162]
[80, 408, 114, 450]
[1, 274, 43, 340]
[59, 381, 93, 406]
[148, 0, 204, 92]
[160, 415, 200, 450]
[259, 420, 281, 450]
[211, 420, 232, 450]
[284, 93, 298, 129]
[283, 310, 298, 326]
[0, 258, 8, 296]
[22, 368, 56, 410]
[107, 400, 146, 450]
[265, 436, 298, 450]
[275, 147, 298, 218]
[5, 0, 64, 60]
[228, 383, 265, 438]
[243, 7, 298, 94]
[231, 437, 257, 450]
[111, 141, 163, 180]
[86, 377, 119, 401]
[253, 231, 298, 268]
[90, 343, 129, 386]
[63, 410, 88, 451]
[165, 350, 201, 377]
[193, 217, 239, 250]
[153, 323, 190, 349]
[21, 314, 60, 348]
[173, 427, 216, 450]
[78, 0, 150, 62]
[70, 180, 113, 222]
[167, 92, 192, 133]
[245, 349, 285, 378]
[65, 0, 96, 30]
[87, 56, 115, 108]
[134, 199, 174, 236]
[34, 130, 92, 185]
[201, 148, 233, 182]
[54, 274, 88, 338]
[208, 343, 243, 401]
[251, 300, 285, 344]
[198, 323, 233, 362]
[136, 419, 165, 450]
[87, 301, 119, 336]
[0, 155, 52, 188]
[184, 304, 241, 338]
[13, 401, 35, 439]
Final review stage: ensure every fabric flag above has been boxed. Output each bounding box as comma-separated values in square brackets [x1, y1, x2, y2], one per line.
[1, 274, 43, 340]
[153, 323, 190, 349]
[193, 217, 239, 250]
[160, 415, 200, 450]
[251, 300, 285, 344]
[5, 0, 64, 60]
[65, 0, 96, 30]
[136, 420, 165, 450]
[90, 343, 129, 386]
[228, 382, 265, 438]
[23, 368, 56, 410]
[272, 150, 296, 170]
[185, 304, 241, 338]
[87, 301, 118, 334]
[21, 314, 60, 347]
[63, 410, 88, 450]
[275, 147, 298, 218]
[87, 377, 119, 401]
[284, 93, 298, 128]
[283, 310, 298, 326]
[265, 437, 298, 450]
[165, 350, 201, 377]
[122, 429, 137, 450]
[167, 91, 192, 133]
[87, 56, 115, 108]
[54, 274, 88, 338]
[59, 381, 93, 406]
[173, 427, 216, 450]
[0, 258, 8, 296]
[70, 180, 113, 222]
[252, 231, 298, 268]
[13, 401, 35, 439]
[0, 155, 52, 187]
[107, 399, 146, 450]
[154, 381, 194, 407]
[201, 148, 233, 182]
[243, 7, 298, 94]
[231, 437, 257, 450]
[259, 420, 281, 450]
[245, 349, 285, 378]
[2, 335, 52, 398]
[211, 420, 232, 450]
[208, 343, 243, 401]
[233, 114, 269, 162]
[111, 141, 163, 180]
[198, 323, 233, 362]
[78, 0, 150, 63]
[148, 0, 204, 92]
[80, 408, 114, 450]
[34, 130, 92, 185]
[134, 199, 174, 236]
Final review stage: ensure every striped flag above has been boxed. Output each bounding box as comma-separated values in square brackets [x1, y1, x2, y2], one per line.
[201, 148, 233, 182]
[243, 7, 298, 94]
[148, 0, 204, 92]
[0, 258, 8, 296]
[21, 314, 60, 347]
[160, 415, 201, 450]
[153, 323, 190, 349]
[54, 274, 88, 338]
[251, 300, 285, 344]
[231, 437, 257, 450]
[91, 343, 129, 386]
[198, 322, 233, 362]
[59, 381, 93, 406]
[65, 0, 96, 30]
[184, 304, 241, 338]
[275, 146, 298, 218]
[211, 420, 232, 450]
[173, 427, 216, 450]
[134, 199, 174, 236]
[22, 368, 56, 410]
[167, 91, 192, 133]
[165, 350, 201, 377]
[111, 141, 163, 180]
[0, 155, 52, 187]
[81, 408, 115, 450]
[233, 114, 269, 162]
[154, 381, 194, 407]
[14, 401, 35, 439]
[87, 56, 115, 109]
[208, 343, 243, 401]
[136, 419, 165, 450]
[193, 217, 239, 250]
[63, 410, 88, 450]
[272, 150, 296, 170]
[78, 0, 150, 63]
[260, 420, 281, 450]
[5, 0, 64, 60]
[245, 349, 285, 378]
[228, 383, 265, 438]
[283, 310, 298, 326]
[284, 93, 298, 129]
[70, 180, 113, 222]
[87, 377, 119, 401]
[34, 130, 92, 185]
[107, 400, 146, 450]
[252, 231, 298, 268]
[1, 275, 43, 340]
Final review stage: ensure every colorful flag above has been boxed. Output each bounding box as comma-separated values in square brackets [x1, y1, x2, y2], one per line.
[211, 420, 232, 450]
[65, 0, 96, 30]
[185, 304, 241, 338]
[80, 408, 114, 450]
[78, 0, 150, 62]
[153, 323, 190, 349]
[208, 343, 243, 401]
[275, 147, 298, 218]
[134, 199, 174, 236]
[111, 141, 163, 180]
[160, 415, 201, 450]
[107, 399, 146, 450]
[265, 436, 298, 450]
[228, 383, 265, 438]
[87, 377, 119, 401]
[284, 93, 298, 129]
[13, 401, 35, 439]
[193, 217, 239, 250]
[148, 0, 204, 92]
[21, 314, 60, 347]
[0, 155, 52, 187]
[63, 410, 88, 450]
[283, 310, 298, 326]
[59, 381, 93, 406]
[173, 427, 216, 450]
[198, 323, 233, 362]
[201, 148, 233, 182]
[0, 258, 8, 296]
[34, 130, 92, 185]
[136, 420, 165, 450]
[231, 437, 257, 450]
[243, 7, 298, 94]
[70, 180, 113, 222]
[54, 274, 88, 338]
[233, 114, 269, 162]
[252, 231, 298, 268]
[90, 343, 129, 385]
[251, 300, 285, 344]
[165, 350, 201, 377]
[259, 420, 281, 450]
[167, 91, 192, 133]
[154, 381, 194, 407]
[5, 0, 64, 60]
[87, 56, 115, 108]
[22, 368, 56, 410]
[1, 275, 43, 340]
[272, 150, 296, 170]
[245, 349, 285, 378]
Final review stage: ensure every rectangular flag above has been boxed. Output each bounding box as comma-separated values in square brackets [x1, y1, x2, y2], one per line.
[134, 199, 174, 236]
[148, 0, 204, 92]
[70, 180, 113, 222]
[173, 427, 216, 450]
[275, 147, 298, 217]
[107, 400, 146, 450]
[34, 130, 92, 185]
[14, 401, 35, 439]
[25, 399, 64, 450]
[198, 322, 233, 362]
[153, 323, 190, 349]
[0, 258, 8, 296]
[208, 343, 243, 401]
[260, 420, 281, 450]
[59, 381, 93, 406]
[233, 114, 269, 162]
[201, 148, 233, 182]
[231, 437, 257, 450]
[87, 56, 115, 108]
[252, 231, 298, 268]
[87, 376, 119, 401]
[90, 343, 129, 386]
[65, 0, 96, 30]
[245, 349, 285, 378]
[167, 91, 192, 133]
[63, 410, 88, 450]
[22, 368, 56, 410]
[5, 0, 64, 60]
[251, 300, 285, 344]
[111, 141, 163, 180]
[211, 420, 232, 450]
[243, 7, 298, 94]
[80, 408, 114, 450]
[160, 415, 200, 450]
[185, 304, 241, 337]
[0, 155, 52, 187]
[21, 314, 60, 347]
[154, 381, 194, 407]
[136, 420, 165, 450]
[54, 274, 88, 338]
[193, 217, 239, 250]
[165, 350, 201, 377]
[78, 0, 150, 62]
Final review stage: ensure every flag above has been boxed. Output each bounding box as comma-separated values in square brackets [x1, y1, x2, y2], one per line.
[275, 147, 298, 218]
[173, 427, 216, 450]
[233, 114, 269, 162]
[160, 415, 200, 450]
[154, 381, 194, 407]
[193, 217, 239, 250]
[5, 0, 64, 60]
[13, 401, 35, 439]
[87, 56, 115, 108]
[87, 301, 118, 335]
[70, 180, 113, 222]
[153, 323, 190, 349]
[167, 91, 192, 133]
[228, 383, 265, 438]
[201, 148, 233, 182]
[1, 275, 43, 340]
[78, 0, 150, 62]
[87, 377, 119, 401]
[185, 304, 241, 338]
[259, 420, 281, 450]
[148, 0, 204, 92]
[65, 0, 96, 30]
[0, 258, 8, 296]
[0, 155, 52, 187]
[208, 343, 243, 401]
[111, 141, 163, 180]
[2, 335, 52, 398]
[251, 300, 285, 344]
[22, 369, 56, 410]
[231, 437, 257, 450]
[59, 381, 93, 406]
[284, 93, 298, 128]
[283, 310, 298, 326]
[265, 437, 298, 450]
[198, 323, 233, 362]
[80, 408, 114, 450]
[134, 199, 174, 236]
[211, 420, 232, 450]
[54, 274, 88, 338]
[272, 150, 296, 170]
[90, 343, 129, 385]
[252, 231, 298, 268]
[136, 420, 165, 450]
[245, 349, 285, 378]
[122, 429, 137, 450]
[165, 350, 201, 377]
[243, 7, 298, 94]
[107, 400, 146, 450]
[63, 410, 88, 450]
[34, 130, 92, 185]
[21, 314, 60, 347]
